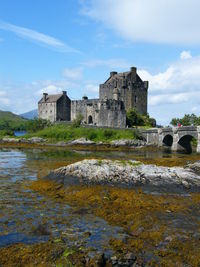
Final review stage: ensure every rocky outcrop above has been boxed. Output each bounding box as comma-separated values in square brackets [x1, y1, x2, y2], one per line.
[47, 159, 200, 190]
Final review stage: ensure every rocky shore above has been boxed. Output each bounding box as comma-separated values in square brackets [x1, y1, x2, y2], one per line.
[46, 159, 200, 191]
[0, 137, 146, 148]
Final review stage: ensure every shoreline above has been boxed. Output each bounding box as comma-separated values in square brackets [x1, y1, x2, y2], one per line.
[0, 136, 148, 151]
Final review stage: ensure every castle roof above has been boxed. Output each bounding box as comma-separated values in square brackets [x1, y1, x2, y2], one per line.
[38, 94, 63, 103]
[104, 67, 143, 84]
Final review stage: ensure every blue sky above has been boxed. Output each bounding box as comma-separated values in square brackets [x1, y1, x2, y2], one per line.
[0, 0, 200, 125]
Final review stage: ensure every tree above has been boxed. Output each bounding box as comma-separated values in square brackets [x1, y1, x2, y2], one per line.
[126, 109, 156, 127]
[170, 114, 200, 126]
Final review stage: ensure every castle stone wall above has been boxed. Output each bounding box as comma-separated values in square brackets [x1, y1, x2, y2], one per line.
[38, 102, 57, 122]
[71, 99, 126, 128]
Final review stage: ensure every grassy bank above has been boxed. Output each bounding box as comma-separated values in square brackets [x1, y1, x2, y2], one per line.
[25, 124, 142, 142]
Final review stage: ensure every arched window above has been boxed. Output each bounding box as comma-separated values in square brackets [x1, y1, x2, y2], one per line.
[88, 115, 93, 124]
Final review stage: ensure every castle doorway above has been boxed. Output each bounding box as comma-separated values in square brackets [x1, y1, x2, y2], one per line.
[88, 115, 93, 124]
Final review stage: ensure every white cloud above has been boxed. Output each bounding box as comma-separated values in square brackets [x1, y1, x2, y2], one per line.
[0, 20, 79, 53]
[0, 90, 10, 106]
[180, 51, 192, 60]
[136, 51, 200, 117]
[63, 68, 83, 80]
[82, 58, 130, 69]
[138, 51, 200, 96]
[84, 83, 99, 93]
[37, 85, 63, 96]
[35, 79, 75, 96]
[82, 0, 200, 45]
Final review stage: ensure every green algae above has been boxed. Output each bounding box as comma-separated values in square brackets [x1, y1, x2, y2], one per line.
[29, 179, 200, 266]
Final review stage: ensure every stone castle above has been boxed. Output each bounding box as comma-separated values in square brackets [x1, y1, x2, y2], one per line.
[38, 67, 148, 128]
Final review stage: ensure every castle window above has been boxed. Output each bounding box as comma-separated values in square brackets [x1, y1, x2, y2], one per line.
[88, 115, 93, 124]
[135, 96, 138, 103]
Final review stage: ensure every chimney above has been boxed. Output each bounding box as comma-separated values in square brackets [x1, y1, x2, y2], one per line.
[130, 66, 137, 73]
[110, 71, 117, 77]
[43, 93, 48, 101]
[62, 91, 67, 95]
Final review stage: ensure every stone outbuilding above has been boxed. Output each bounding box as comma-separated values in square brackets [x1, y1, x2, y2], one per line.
[38, 91, 70, 122]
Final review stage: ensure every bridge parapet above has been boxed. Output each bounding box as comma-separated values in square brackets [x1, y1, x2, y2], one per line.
[174, 126, 197, 132]
[160, 127, 173, 133]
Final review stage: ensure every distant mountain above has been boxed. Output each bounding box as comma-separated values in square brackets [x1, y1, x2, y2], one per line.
[20, 109, 38, 120]
[0, 110, 27, 130]
[0, 110, 26, 122]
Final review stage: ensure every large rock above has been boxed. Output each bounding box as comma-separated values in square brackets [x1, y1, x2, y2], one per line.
[47, 159, 200, 190]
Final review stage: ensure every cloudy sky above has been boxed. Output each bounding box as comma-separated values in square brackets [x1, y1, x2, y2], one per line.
[0, 0, 200, 125]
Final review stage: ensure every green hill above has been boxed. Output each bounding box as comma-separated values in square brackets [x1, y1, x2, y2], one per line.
[0, 110, 27, 131]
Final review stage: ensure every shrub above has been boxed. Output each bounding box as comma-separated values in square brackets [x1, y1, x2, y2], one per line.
[103, 129, 115, 139]
[26, 118, 52, 133]
[71, 114, 84, 128]
[0, 129, 14, 137]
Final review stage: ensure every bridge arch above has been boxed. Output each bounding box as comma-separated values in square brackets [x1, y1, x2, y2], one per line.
[163, 134, 173, 147]
[177, 133, 197, 153]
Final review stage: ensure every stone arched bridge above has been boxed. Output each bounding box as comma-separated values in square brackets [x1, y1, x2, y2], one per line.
[142, 126, 200, 153]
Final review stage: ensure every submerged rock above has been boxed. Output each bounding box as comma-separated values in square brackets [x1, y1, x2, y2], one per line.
[47, 159, 200, 190]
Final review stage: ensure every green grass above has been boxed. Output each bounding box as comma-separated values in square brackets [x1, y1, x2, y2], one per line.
[0, 129, 14, 138]
[25, 124, 142, 142]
